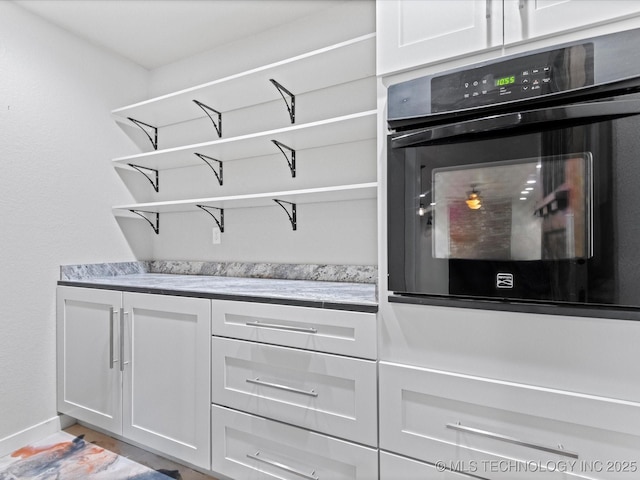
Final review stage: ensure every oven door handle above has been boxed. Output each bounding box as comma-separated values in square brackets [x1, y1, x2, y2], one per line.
[392, 99, 640, 147]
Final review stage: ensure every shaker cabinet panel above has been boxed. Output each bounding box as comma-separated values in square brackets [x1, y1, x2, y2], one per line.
[504, 0, 640, 45]
[376, 0, 503, 75]
[211, 336, 378, 446]
[57, 287, 211, 470]
[211, 299, 377, 359]
[56, 286, 123, 435]
[378, 1, 640, 77]
[122, 293, 211, 469]
[380, 451, 478, 480]
[211, 404, 378, 480]
[379, 361, 640, 480]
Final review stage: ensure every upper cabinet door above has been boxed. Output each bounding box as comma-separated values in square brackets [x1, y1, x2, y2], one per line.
[377, 0, 503, 75]
[504, 0, 640, 44]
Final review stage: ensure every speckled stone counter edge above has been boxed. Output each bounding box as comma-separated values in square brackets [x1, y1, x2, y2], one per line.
[61, 261, 378, 284]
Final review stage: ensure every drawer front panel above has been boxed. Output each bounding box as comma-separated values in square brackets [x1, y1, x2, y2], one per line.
[212, 337, 377, 445]
[211, 405, 378, 480]
[211, 300, 377, 359]
[380, 451, 479, 480]
[379, 362, 640, 480]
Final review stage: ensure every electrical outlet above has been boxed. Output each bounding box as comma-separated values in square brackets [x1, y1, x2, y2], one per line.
[212, 226, 221, 244]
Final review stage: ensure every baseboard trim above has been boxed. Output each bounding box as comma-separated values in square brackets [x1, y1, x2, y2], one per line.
[0, 415, 73, 457]
[58, 414, 77, 430]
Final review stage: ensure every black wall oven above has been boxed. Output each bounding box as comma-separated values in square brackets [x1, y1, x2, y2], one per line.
[387, 28, 640, 319]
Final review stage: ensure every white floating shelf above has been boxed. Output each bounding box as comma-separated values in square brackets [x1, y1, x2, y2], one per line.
[112, 34, 376, 128]
[113, 110, 376, 171]
[113, 182, 377, 215]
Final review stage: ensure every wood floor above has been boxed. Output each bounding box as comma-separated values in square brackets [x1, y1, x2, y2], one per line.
[64, 424, 220, 480]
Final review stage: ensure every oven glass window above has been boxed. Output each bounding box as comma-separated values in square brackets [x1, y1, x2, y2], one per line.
[429, 153, 592, 262]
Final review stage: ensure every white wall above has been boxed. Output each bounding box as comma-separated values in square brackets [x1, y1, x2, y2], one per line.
[0, 2, 149, 448]
[147, 1, 376, 97]
[116, 0, 378, 265]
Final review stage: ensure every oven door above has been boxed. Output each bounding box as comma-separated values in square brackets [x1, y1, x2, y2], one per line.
[388, 95, 640, 310]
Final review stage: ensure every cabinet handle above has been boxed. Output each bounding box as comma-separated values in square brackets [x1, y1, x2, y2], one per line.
[486, 0, 491, 18]
[109, 307, 115, 369]
[518, 0, 529, 40]
[446, 423, 579, 459]
[246, 377, 318, 397]
[119, 308, 125, 372]
[245, 320, 317, 334]
[247, 451, 319, 480]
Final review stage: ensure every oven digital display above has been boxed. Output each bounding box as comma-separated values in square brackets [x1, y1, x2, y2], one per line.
[494, 75, 516, 86]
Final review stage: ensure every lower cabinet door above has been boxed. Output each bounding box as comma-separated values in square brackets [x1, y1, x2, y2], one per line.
[211, 404, 379, 480]
[122, 293, 211, 469]
[56, 286, 123, 435]
[211, 336, 378, 446]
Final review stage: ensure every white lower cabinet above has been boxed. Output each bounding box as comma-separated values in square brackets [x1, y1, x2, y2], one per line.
[57, 286, 211, 469]
[211, 299, 377, 359]
[211, 404, 378, 480]
[210, 300, 379, 478]
[57, 287, 123, 434]
[379, 361, 640, 480]
[121, 292, 211, 469]
[380, 451, 476, 480]
[211, 336, 377, 446]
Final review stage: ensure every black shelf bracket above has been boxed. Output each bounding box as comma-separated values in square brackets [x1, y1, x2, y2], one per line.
[270, 79, 295, 124]
[128, 210, 159, 234]
[194, 153, 223, 186]
[273, 199, 297, 231]
[127, 117, 158, 150]
[127, 164, 159, 192]
[196, 204, 224, 232]
[271, 140, 296, 178]
[193, 100, 222, 138]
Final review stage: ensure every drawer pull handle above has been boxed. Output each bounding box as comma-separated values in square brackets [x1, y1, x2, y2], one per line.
[247, 451, 319, 480]
[246, 320, 317, 334]
[446, 423, 579, 459]
[246, 377, 318, 397]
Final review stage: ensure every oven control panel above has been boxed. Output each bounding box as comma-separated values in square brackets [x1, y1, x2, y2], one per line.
[430, 43, 594, 113]
[458, 65, 551, 100]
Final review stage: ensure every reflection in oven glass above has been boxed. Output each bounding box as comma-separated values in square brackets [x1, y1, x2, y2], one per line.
[430, 154, 592, 261]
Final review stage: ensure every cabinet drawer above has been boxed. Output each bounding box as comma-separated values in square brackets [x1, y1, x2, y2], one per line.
[211, 404, 378, 480]
[211, 299, 376, 359]
[380, 451, 477, 480]
[211, 337, 377, 446]
[379, 362, 640, 480]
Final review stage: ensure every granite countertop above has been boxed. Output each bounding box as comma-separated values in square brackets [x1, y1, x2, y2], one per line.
[59, 264, 378, 312]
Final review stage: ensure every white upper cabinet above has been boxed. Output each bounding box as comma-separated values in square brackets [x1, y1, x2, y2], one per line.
[504, 0, 640, 44]
[376, 0, 503, 75]
[378, 0, 640, 76]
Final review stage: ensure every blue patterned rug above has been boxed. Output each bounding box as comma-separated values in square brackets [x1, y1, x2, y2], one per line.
[0, 432, 179, 479]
